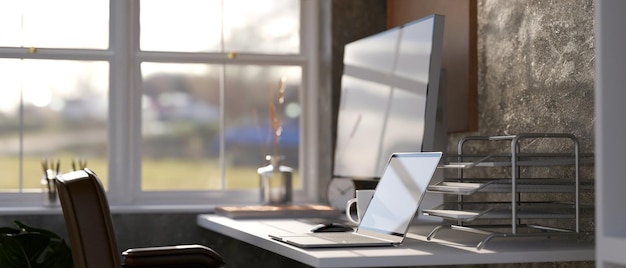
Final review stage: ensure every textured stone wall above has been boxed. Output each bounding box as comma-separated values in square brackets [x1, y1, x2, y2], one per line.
[452, 0, 595, 152]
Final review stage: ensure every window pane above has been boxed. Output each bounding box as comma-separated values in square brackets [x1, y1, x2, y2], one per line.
[0, 59, 22, 191]
[139, 0, 299, 54]
[140, 0, 222, 52]
[223, 0, 300, 54]
[0, 59, 109, 191]
[140, 63, 301, 191]
[141, 63, 221, 191]
[223, 65, 301, 189]
[0, 0, 109, 49]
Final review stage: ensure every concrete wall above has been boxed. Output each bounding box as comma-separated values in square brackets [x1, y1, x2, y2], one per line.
[465, 0, 594, 148]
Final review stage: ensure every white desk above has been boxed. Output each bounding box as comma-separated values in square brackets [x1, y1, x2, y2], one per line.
[197, 214, 594, 267]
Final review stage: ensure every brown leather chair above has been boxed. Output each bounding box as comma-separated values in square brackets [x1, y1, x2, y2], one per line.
[56, 168, 225, 268]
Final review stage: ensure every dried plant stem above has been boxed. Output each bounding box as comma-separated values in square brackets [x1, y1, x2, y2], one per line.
[269, 77, 287, 160]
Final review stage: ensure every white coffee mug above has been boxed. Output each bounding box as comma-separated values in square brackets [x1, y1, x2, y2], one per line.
[345, 189, 375, 225]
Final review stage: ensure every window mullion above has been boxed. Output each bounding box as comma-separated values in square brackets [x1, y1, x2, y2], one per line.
[136, 51, 306, 65]
[301, 0, 323, 203]
[129, 0, 143, 204]
[108, 0, 137, 205]
[0, 47, 112, 61]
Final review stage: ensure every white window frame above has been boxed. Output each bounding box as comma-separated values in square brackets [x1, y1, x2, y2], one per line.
[0, 0, 321, 211]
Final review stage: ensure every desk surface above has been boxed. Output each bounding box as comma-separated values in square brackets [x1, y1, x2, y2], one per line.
[197, 214, 594, 267]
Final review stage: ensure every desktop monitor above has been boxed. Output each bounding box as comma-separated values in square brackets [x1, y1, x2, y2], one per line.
[333, 14, 445, 179]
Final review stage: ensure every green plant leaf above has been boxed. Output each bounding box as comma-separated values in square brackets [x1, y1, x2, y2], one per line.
[0, 221, 73, 268]
[0, 227, 20, 235]
[15, 221, 61, 240]
[0, 235, 30, 268]
[37, 238, 73, 268]
[9, 232, 50, 266]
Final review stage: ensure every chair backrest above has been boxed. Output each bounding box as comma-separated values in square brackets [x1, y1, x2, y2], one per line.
[56, 168, 122, 268]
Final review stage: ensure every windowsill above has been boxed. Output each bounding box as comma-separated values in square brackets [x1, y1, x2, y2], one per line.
[0, 204, 217, 215]
[0, 206, 64, 215]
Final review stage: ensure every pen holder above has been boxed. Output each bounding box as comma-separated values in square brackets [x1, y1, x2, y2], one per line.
[41, 169, 59, 206]
[258, 155, 293, 205]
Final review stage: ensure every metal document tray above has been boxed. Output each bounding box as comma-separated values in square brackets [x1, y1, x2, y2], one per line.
[427, 182, 489, 195]
[422, 208, 575, 222]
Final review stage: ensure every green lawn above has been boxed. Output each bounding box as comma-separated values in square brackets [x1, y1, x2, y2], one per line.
[0, 156, 300, 191]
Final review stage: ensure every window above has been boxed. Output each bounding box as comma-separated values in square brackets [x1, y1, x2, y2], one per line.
[0, 0, 320, 208]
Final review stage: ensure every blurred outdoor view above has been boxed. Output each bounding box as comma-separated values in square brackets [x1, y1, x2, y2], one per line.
[0, 0, 302, 192]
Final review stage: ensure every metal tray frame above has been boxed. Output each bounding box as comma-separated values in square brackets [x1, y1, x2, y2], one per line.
[425, 133, 587, 249]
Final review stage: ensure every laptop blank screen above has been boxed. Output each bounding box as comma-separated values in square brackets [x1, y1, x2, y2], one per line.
[358, 152, 442, 236]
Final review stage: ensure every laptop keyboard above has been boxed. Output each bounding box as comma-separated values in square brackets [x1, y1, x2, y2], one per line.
[311, 232, 385, 243]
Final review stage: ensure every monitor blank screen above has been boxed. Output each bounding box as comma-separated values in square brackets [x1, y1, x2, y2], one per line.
[334, 14, 445, 178]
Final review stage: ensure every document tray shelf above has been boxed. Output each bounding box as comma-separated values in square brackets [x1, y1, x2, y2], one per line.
[425, 133, 592, 250]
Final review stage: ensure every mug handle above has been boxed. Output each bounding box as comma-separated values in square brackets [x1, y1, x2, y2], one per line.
[345, 198, 359, 225]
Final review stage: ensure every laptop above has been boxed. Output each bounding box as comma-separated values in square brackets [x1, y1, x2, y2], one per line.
[269, 152, 443, 248]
